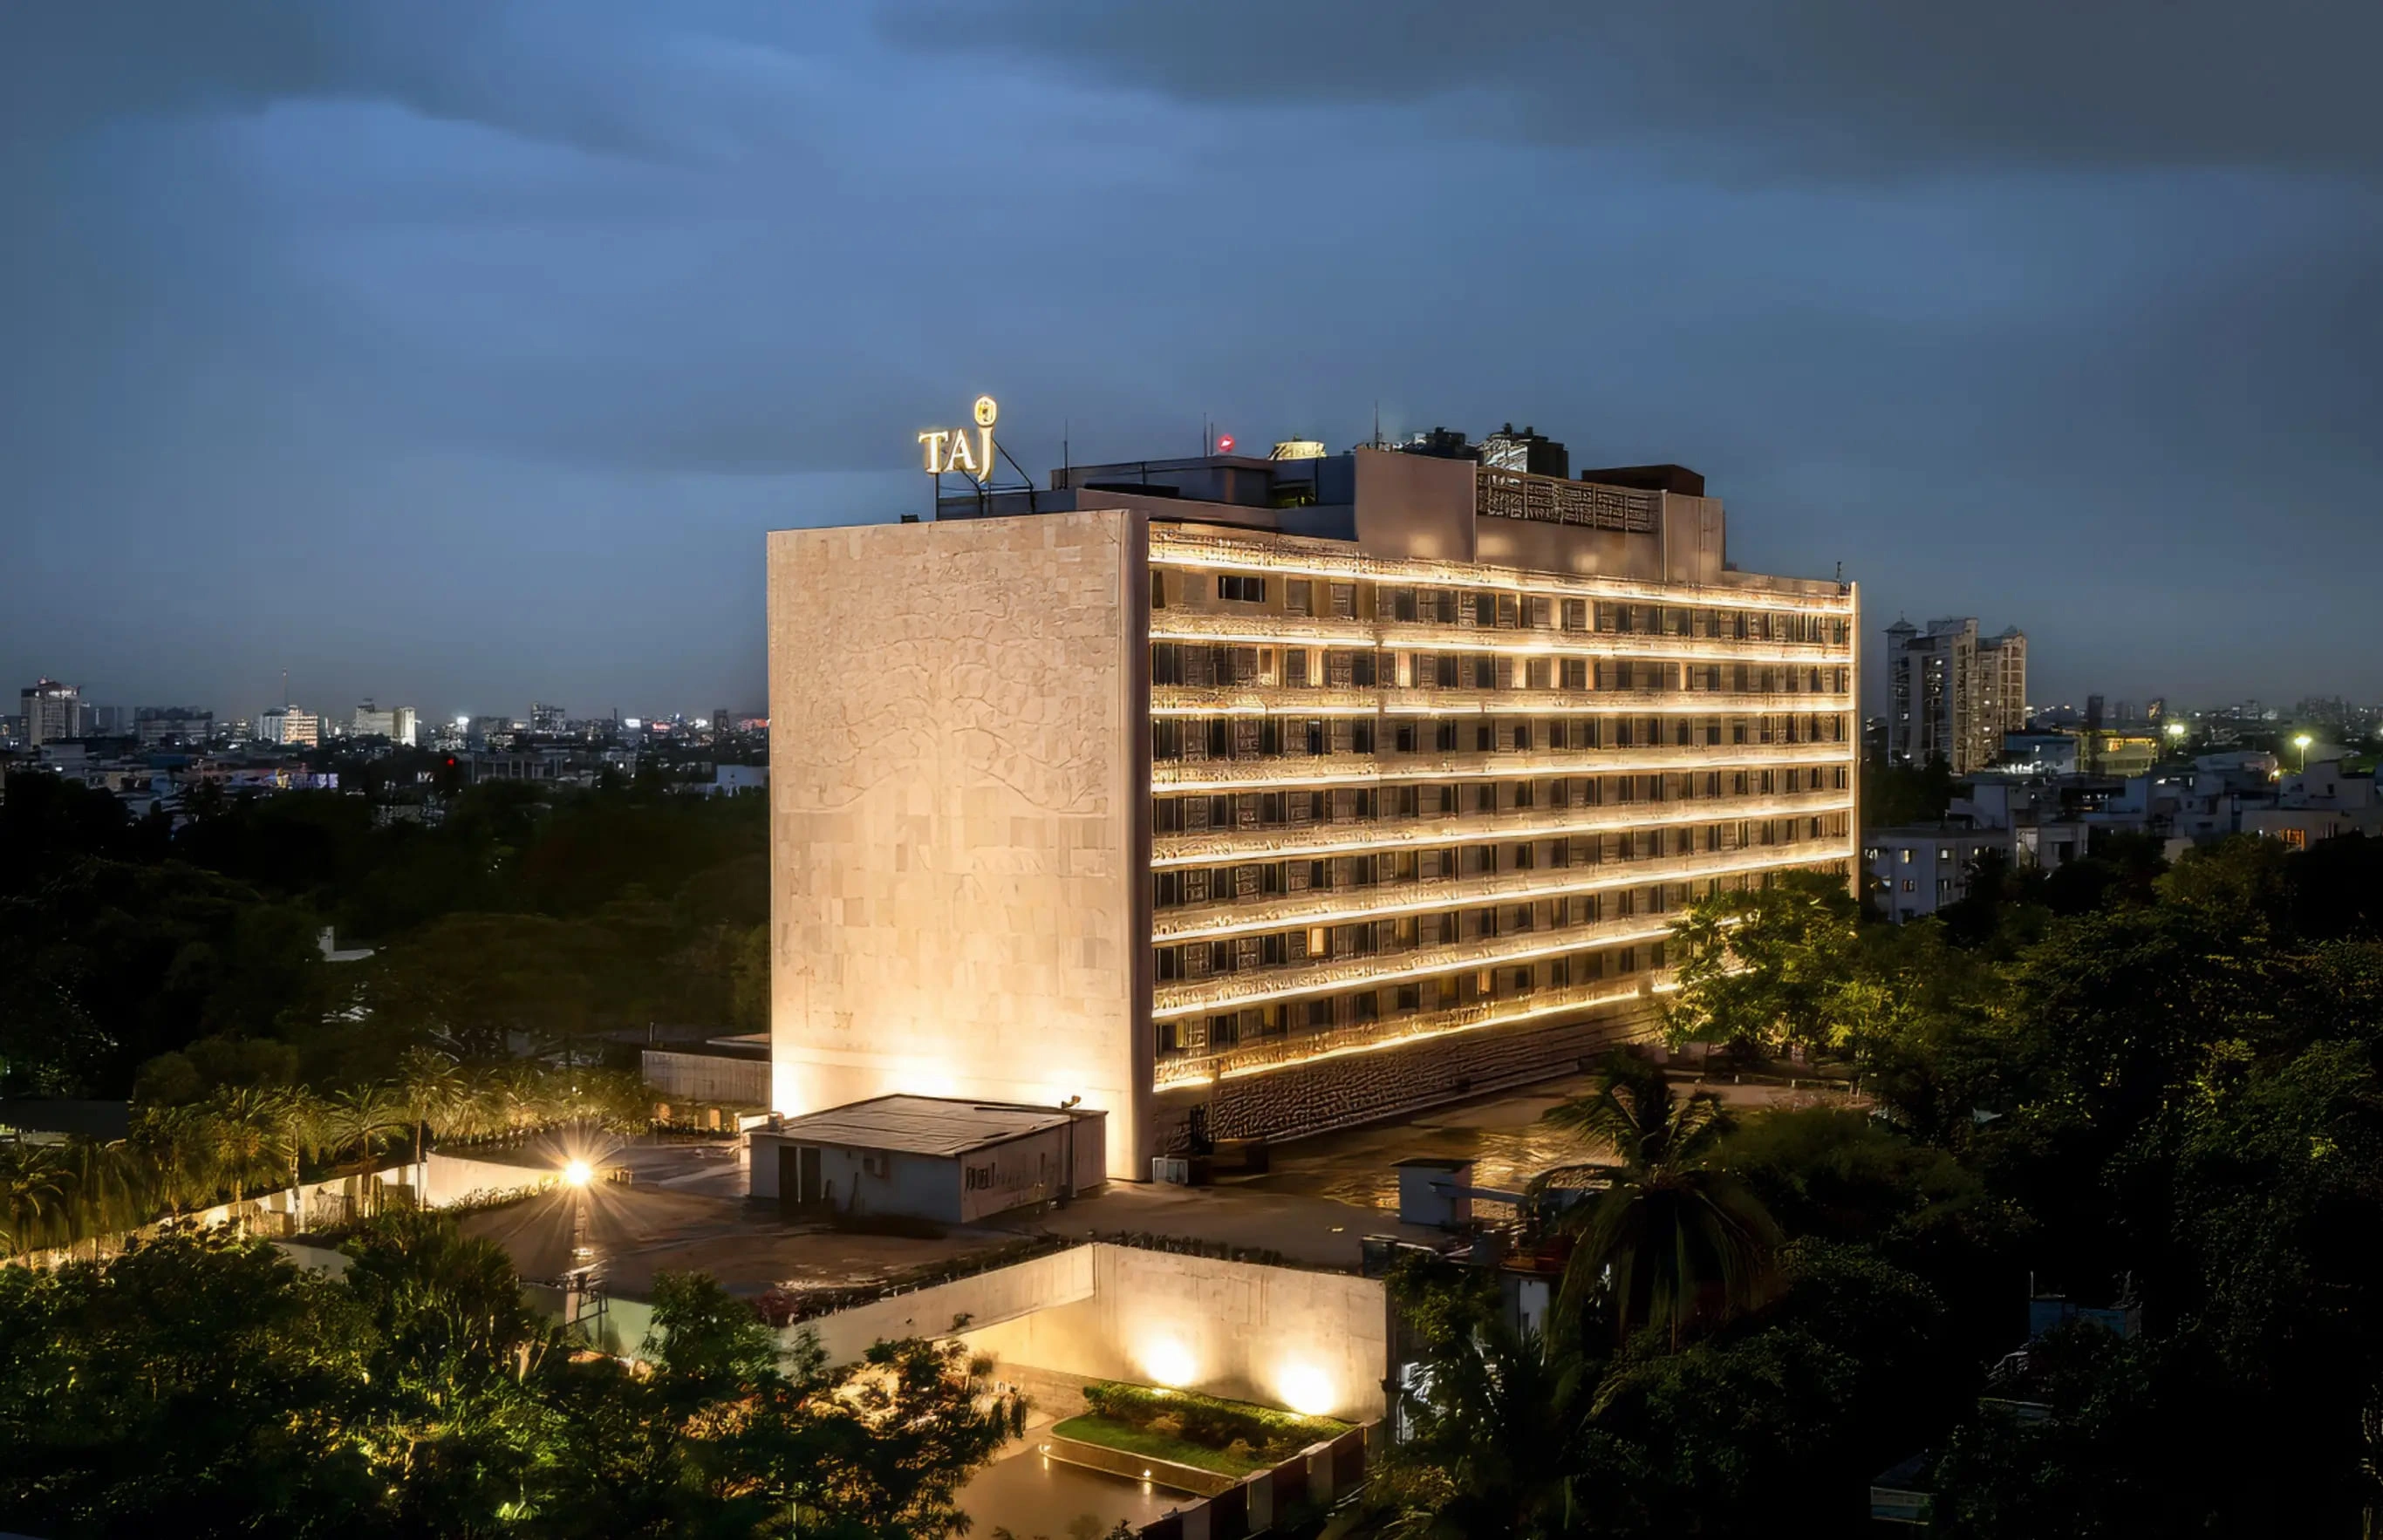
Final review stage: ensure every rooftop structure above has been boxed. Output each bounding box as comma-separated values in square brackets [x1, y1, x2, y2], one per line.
[768, 432, 1859, 1175]
[764, 1094, 1091, 1159]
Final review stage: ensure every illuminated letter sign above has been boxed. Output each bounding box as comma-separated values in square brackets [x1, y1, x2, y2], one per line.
[919, 395, 999, 483]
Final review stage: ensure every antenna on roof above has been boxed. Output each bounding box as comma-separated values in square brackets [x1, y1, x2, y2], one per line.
[1372, 401, 1382, 449]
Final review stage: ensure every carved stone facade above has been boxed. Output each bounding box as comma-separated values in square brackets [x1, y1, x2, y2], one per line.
[766, 512, 1151, 1173]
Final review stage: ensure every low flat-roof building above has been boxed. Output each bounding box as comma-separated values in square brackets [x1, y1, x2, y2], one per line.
[748, 1095, 1107, 1223]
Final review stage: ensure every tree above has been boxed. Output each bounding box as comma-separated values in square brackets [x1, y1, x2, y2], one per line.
[1537, 1054, 1782, 1347]
[0, 1230, 381, 1537]
[1376, 1261, 1599, 1538]
[325, 1082, 407, 1213]
[0, 1143, 69, 1257]
[1665, 872, 1863, 1056]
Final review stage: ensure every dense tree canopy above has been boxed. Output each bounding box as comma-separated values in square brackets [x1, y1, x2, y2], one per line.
[1376, 834, 2383, 1537]
[0, 1217, 1013, 1539]
[0, 773, 767, 1097]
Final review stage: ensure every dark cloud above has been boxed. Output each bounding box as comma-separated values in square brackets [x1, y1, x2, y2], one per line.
[1, 1, 2378, 719]
[883, 0, 2383, 180]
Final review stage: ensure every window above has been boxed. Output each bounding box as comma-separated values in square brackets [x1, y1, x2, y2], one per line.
[1900, 848, 1915, 864]
[1218, 574, 1267, 603]
[1286, 580, 1313, 616]
[1902, 878, 1916, 893]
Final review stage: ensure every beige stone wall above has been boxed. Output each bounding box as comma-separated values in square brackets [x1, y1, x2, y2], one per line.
[961, 1243, 1389, 1421]
[766, 511, 1151, 1173]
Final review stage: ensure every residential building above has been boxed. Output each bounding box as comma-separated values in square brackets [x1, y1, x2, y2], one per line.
[20, 678, 79, 746]
[281, 706, 321, 748]
[766, 436, 1859, 1175]
[2243, 760, 2381, 848]
[529, 702, 567, 733]
[1881, 618, 2026, 774]
[1866, 826, 2018, 921]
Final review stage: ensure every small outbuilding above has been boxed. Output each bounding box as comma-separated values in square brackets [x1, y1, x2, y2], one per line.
[748, 1094, 1106, 1223]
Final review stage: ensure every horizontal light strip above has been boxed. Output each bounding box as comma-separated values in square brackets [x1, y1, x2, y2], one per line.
[1145, 529, 1854, 617]
[1152, 743, 1856, 793]
[1152, 978, 1682, 1088]
[1151, 792, 1855, 869]
[1151, 687, 1853, 719]
[1153, 917, 1680, 1019]
[1151, 616, 1848, 667]
[1152, 845, 1843, 943]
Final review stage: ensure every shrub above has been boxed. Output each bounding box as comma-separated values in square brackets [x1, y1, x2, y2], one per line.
[1078, 1381, 1346, 1459]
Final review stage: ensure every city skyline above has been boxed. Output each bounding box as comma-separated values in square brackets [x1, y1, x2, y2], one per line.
[8, 3, 2382, 716]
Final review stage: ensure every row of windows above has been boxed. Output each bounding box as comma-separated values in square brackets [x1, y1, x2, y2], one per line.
[1152, 569, 1849, 646]
[1153, 712, 1851, 761]
[1153, 643, 1849, 696]
[1154, 813, 1852, 913]
[1152, 773, 1854, 839]
[1156, 883, 1691, 983]
[1155, 944, 1670, 1057]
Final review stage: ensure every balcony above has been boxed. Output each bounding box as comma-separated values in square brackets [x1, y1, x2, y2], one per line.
[1153, 911, 1681, 1018]
[1145, 528, 1855, 616]
[1151, 685, 1854, 719]
[1152, 973, 1681, 1089]
[1151, 739, 1854, 792]
[1149, 610, 1848, 665]
[1152, 843, 1850, 943]
[1150, 790, 1855, 868]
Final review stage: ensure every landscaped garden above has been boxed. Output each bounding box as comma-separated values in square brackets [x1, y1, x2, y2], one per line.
[1052, 1382, 1350, 1478]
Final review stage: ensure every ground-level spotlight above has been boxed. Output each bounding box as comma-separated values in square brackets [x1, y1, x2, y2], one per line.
[562, 1158, 594, 1188]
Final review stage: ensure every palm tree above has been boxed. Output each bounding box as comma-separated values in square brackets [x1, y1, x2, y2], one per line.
[1535, 1053, 1781, 1349]
[0, 1143, 70, 1258]
[132, 1103, 220, 1222]
[57, 1138, 143, 1259]
[208, 1086, 287, 1229]
[1383, 1304, 1597, 1538]
[398, 1048, 468, 1193]
[273, 1087, 334, 1225]
[325, 1083, 407, 1216]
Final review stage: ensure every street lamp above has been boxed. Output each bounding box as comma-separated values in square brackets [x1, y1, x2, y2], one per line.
[2164, 720, 2188, 741]
[2292, 733, 2314, 771]
[562, 1158, 593, 1188]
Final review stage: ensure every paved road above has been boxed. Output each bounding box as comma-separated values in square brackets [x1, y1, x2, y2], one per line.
[958, 1440, 1195, 1538]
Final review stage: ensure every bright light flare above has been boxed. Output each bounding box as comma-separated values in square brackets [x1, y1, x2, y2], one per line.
[562, 1159, 594, 1188]
[1140, 1337, 1195, 1389]
[1276, 1362, 1335, 1418]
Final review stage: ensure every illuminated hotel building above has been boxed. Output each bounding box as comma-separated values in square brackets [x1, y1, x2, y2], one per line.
[766, 440, 1858, 1175]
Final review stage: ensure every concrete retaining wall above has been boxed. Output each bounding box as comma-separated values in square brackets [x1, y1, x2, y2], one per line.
[962, 1243, 1387, 1421]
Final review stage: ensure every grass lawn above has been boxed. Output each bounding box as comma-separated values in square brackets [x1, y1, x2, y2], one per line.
[1050, 1414, 1273, 1478]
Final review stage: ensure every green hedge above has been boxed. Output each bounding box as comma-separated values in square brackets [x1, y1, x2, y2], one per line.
[1079, 1381, 1347, 1460]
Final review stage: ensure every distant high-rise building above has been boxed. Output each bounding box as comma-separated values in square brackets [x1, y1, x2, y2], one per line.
[1977, 628, 2027, 744]
[352, 700, 395, 739]
[135, 707, 215, 747]
[20, 678, 79, 746]
[92, 705, 129, 736]
[1883, 619, 2028, 775]
[281, 706, 321, 748]
[529, 702, 567, 733]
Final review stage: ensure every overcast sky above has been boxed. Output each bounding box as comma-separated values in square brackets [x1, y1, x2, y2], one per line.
[5, 1, 2379, 723]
